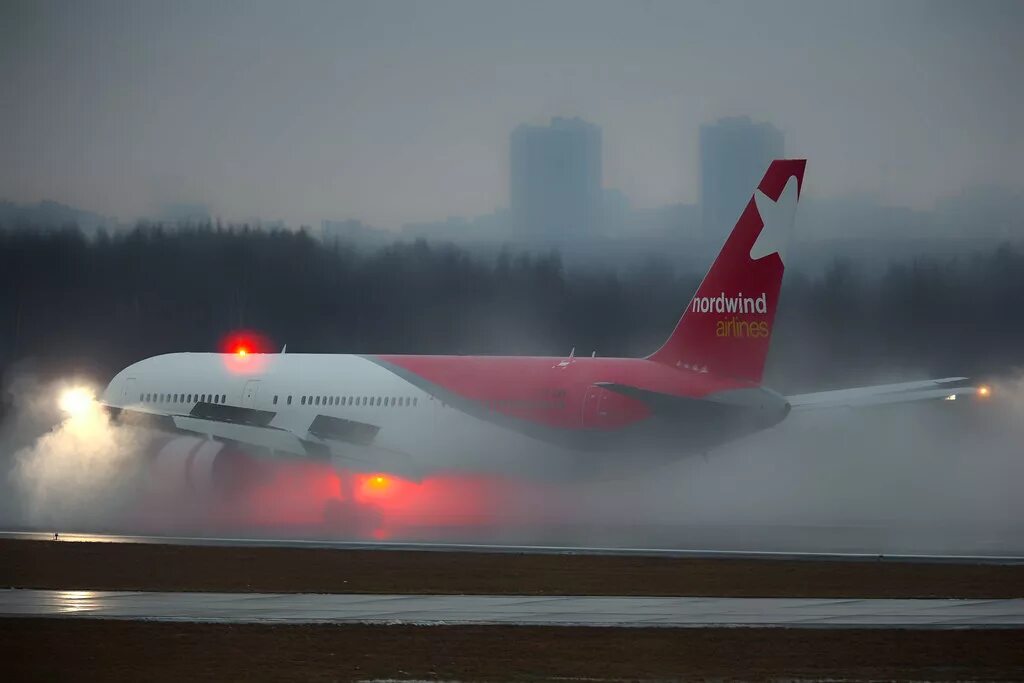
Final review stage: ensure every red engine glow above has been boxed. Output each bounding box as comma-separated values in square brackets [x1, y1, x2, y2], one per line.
[134, 436, 557, 541]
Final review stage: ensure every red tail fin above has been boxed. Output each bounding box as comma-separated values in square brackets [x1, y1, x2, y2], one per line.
[648, 159, 806, 384]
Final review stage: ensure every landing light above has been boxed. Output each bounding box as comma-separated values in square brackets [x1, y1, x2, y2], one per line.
[361, 474, 391, 496]
[978, 385, 992, 399]
[58, 387, 95, 416]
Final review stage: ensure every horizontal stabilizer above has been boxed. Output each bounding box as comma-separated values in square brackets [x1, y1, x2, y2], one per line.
[787, 377, 978, 410]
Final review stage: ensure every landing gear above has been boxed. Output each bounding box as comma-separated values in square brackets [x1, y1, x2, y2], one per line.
[322, 473, 384, 537]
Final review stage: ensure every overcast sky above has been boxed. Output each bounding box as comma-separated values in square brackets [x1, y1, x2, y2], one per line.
[2, 0, 1022, 228]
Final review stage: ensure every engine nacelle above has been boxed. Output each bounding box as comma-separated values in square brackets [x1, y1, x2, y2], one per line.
[149, 435, 268, 497]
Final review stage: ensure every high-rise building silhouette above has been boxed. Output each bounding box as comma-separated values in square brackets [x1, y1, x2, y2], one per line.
[700, 116, 784, 239]
[510, 117, 602, 239]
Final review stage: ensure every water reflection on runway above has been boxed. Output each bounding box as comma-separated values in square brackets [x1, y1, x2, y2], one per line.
[3, 589, 1023, 628]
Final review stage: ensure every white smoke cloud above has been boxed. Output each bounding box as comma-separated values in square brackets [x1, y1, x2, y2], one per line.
[545, 373, 1024, 554]
[1, 375, 147, 529]
[1, 370, 1021, 556]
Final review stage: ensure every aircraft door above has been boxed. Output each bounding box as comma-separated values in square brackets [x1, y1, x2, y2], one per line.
[581, 385, 611, 428]
[242, 380, 261, 408]
[121, 378, 137, 404]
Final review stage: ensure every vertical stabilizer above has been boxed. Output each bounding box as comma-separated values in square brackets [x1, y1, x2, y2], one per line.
[647, 159, 806, 384]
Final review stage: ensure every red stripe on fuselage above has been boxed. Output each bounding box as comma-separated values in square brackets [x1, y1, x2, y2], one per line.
[375, 355, 752, 431]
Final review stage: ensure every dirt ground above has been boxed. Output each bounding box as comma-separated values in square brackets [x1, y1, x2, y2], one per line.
[3, 619, 1023, 681]
[2, 538, 1023, 597]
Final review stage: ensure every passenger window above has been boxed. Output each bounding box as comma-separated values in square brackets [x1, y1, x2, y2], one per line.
[273, 395, 278, 405]
[413, 397, 418, 407]
[301, 396, 306, 406]
[315, 396, 320, 406]
[287, 395, 292, 405]
[384, 397, 389, 407]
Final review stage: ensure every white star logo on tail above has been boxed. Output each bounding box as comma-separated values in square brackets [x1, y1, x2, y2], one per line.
[750, 174, 800, 263]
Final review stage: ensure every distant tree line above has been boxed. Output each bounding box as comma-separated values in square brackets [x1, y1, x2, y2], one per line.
[1, 224, 1022, 404]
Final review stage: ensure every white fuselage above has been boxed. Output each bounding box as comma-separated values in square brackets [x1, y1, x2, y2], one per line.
[104, 352, 576, 477]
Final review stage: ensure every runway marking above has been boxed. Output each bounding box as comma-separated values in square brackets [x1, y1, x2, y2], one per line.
[2, 530, 1022, 565]
[2, 590, 1023, 628]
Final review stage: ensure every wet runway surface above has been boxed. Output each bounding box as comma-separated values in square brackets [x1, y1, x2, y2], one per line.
[3, 589, 1023, 628]
[4, 530, 1023, 564]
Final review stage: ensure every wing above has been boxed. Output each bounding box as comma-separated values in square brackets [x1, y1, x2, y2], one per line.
[786, 377, 983, 410]
[104, 402, 423, 479]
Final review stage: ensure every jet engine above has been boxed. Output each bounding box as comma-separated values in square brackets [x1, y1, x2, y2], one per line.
[148, 435, 269, 496]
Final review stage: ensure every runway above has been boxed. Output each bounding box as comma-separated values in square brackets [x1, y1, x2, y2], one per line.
[3, 589, 1023, 628]
[3, 530, 1022, 564]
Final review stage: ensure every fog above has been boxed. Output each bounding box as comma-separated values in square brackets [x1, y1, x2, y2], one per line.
[2, 370, 1021, 555]
[2, 1, 1022, 228]
[0, 1, 1022, 554]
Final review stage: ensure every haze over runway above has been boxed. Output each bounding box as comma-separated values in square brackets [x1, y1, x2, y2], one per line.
[2, 1, 1022, 228]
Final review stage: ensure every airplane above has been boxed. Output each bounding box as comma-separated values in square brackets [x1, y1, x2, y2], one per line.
[81, 159, 985, 493]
